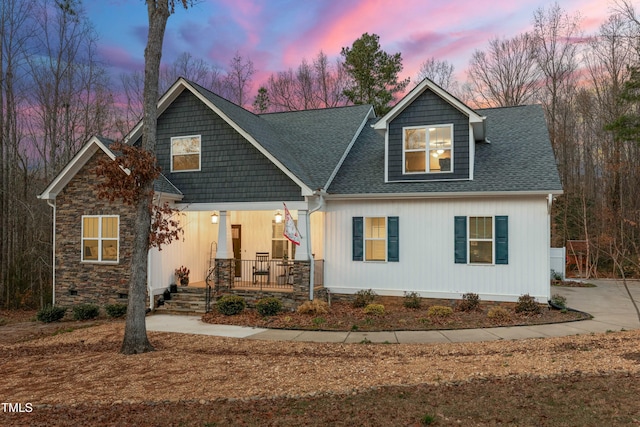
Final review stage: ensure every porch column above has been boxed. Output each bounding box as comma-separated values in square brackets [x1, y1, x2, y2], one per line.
[216, 210, 233, 259]
[294, 209, 310, 260]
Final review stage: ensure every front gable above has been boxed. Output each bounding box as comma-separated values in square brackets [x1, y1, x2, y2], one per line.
[387, 89, 471, 182]
[154, 90, 305, 203]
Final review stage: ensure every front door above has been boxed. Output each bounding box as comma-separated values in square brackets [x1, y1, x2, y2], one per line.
[232, 225, 241, 278]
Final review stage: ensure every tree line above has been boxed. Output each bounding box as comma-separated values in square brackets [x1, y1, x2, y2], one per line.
[1, 0, 638, 309]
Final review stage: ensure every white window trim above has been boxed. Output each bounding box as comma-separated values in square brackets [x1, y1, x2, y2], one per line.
[170, 134, 202, 172]
[81, 215, 120, 263]
[468, 216, 494, 265]
[364, 217, 387, 262]
[402, 124, 454, 174]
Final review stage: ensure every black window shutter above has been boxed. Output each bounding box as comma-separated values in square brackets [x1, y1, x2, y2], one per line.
[387, 216, 399, 262]
[352, 217, 363, 261]
[495, 216, 508, 264]
[454, 216, 467, 263]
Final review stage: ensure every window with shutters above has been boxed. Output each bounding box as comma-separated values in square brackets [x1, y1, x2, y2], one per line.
[454, 216, 508, 265]
[352, 216, 399, 262]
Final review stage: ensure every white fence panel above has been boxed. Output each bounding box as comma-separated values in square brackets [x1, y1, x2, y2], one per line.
[550, 247, 566, 279]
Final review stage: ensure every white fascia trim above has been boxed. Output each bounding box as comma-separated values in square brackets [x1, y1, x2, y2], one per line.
[324, 106, 375, 190]
[324, 190, 564, 201]
[38, 136, 116, 200]
[126, 78, 313, 197]
[176, 200, 310, 212]
[373, 78, 485, 131]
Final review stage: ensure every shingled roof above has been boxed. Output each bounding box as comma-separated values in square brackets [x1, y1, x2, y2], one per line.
[327, 104, 562, 195]
[186, 80, 373, 191]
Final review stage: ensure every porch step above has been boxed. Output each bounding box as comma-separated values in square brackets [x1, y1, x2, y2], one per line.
[156, 286, 209, 314]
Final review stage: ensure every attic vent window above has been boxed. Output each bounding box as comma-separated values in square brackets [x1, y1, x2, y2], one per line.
[171, 135, 201, 172]
[403, 124, 452, 173]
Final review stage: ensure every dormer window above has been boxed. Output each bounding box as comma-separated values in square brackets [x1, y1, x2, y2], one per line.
[403, 124, 453, 174]
[171, 135, 201, 172]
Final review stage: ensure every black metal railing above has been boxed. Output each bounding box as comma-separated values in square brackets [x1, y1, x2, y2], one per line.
[232, 259, 296, 290]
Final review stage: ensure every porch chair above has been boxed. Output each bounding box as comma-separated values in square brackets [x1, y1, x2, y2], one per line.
[252, 252, 271, 284]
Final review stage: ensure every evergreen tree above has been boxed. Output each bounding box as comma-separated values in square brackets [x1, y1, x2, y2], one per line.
[340, 33, 409, 115]
[253, 86, 270, 113]
[606, 67, 640, 142]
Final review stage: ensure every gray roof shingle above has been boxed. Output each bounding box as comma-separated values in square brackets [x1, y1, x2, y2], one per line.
[327, 104, 563, 195]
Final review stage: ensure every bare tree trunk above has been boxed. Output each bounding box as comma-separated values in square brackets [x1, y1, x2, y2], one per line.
[120, 0, 171, 355]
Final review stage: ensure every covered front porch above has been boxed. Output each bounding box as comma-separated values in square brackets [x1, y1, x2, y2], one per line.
[148, 201, 324, 307]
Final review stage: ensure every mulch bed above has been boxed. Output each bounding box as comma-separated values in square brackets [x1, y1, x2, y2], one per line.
[202, 297, 589, 331]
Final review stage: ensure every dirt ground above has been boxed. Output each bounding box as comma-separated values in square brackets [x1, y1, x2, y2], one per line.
[1, 313, 640, 426]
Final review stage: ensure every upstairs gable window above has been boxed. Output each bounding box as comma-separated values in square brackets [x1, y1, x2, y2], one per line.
[171, 135, 201, 172]
[403, 125, 452, 174]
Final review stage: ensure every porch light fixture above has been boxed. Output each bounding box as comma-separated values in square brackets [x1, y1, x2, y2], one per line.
[274, 211, 283, 223]
[210, 212, 219, 224]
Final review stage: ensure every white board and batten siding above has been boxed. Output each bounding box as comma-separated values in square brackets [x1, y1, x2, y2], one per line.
[323, 197, 551, 302]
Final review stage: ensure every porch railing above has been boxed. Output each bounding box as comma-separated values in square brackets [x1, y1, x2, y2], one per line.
[232, 259, 296, 290]
[227, 259, 325, 290]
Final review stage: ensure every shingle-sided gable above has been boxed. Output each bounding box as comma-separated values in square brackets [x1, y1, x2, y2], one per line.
[155, 90, 305, 203]
[387, 88, 471, 181]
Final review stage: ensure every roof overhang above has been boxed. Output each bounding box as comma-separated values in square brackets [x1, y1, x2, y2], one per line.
[38, 136, 116, 200]
[373, 78, 486, 141]
[323, 189, 564, 200]
[125, 78, 314, 197]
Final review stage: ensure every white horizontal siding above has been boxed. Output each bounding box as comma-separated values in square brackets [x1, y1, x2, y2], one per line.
[324, 197, 550, 302]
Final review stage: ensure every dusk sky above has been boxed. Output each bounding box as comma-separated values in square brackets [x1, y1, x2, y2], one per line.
[86, 0, 617, 94]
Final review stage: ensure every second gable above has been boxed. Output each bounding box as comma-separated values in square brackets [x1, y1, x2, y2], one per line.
[387, 89, 471, 182]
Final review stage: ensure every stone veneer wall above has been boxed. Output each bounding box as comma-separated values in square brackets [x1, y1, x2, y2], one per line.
[54, 152, 137, 307]
[214, 259, 313, 311]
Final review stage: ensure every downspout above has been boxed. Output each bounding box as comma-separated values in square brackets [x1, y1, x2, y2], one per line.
[307, 191, 325, 301]
[148, 192, 164, 310]
[47, 199, 56, 306]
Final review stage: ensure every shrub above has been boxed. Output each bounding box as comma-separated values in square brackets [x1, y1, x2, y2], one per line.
[550, 269, 563, 281]
[256, 297, 282, 317]
[363, 303, 385, 316]
[427, 305, 453, 318]
[105, 303, 127, 318]
[550, 293, 567, 308]
[403, 291, 422, 309]
[456, 292, 480, 312]
[487, 306, 511, 322]
[72, 304, 100, 320]
[297, 299, 329, 315]
[216, 295, 246, 316]
[37, 305, 67, 323]
[0, 317, 7, 326]
[352, 289, 377, 308]
[515, 294, 542, 314]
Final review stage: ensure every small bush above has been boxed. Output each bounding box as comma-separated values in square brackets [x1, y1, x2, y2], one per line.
[403, 291, 422, 309]
[456, 292, 480, 312]
[297, 299, 329, 315]
[550, 293, 567, 308]
[550, 269, 563, 281]
[421, 413, 437, 425]
[72, 304, 100, 320]
[105, 303, 127, 318]
[427, 305, 453, 318]
[216, 295, 246, 316]
[363, 303, 385, 316]
[352, 289, 377, 308]
[37, 305, 67, 323]
[487, 306, 511, 322]
[515, 294, 542, 314]
[256, 297, 282, 317]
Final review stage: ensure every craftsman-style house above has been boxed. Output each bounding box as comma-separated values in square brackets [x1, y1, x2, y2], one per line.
[38, 77, 562, 309]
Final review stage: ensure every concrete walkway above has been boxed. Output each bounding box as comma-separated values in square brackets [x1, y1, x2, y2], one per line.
[146, 279, 640, 344]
